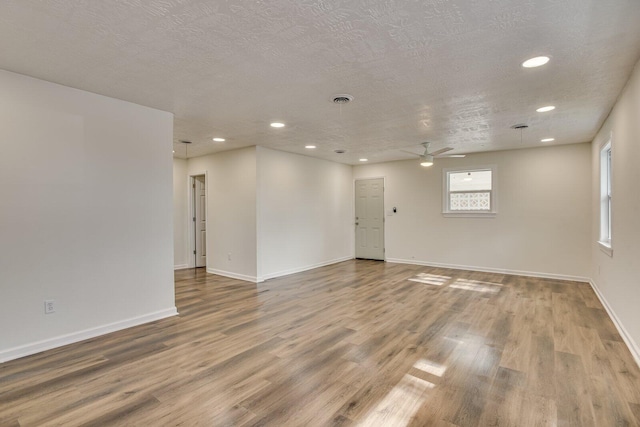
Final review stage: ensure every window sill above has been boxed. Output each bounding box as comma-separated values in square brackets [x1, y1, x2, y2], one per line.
[598, 241, 613, 257]
[443, 212, 497, 218]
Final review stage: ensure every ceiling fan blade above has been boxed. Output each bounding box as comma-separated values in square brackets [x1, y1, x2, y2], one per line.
[398, 148, 421, 157]
[430, 147, 453, 156]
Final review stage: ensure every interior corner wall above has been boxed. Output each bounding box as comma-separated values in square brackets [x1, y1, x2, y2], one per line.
[353, 143, 591, 280]
[256, 147, 353, 280]
[0, 70, 176, 362]
[590, 59, 640, 362]
[173, 158, 189, 269]
[187, 147, 258, 282]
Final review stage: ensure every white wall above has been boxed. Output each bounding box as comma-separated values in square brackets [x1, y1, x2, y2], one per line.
[0, 70, 176, 362]
[173, 158, 189, 269]
[256, 147, 353, 280]
[591, 59, 640, 362]
[188, 147, 258, 281]
[354, 143, 591, 279]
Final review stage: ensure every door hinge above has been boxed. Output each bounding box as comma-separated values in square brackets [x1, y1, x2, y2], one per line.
[193, 217, 196, 222]
[193, 250, 196, 255]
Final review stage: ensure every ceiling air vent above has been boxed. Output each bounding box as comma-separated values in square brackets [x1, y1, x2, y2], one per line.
[332, 94, 353, 104]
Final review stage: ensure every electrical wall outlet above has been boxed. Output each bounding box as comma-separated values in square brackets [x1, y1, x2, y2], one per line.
[44, 300, 56, 314]
[227, 252, 232, 261]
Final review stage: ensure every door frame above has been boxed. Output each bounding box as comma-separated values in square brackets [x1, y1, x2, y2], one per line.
[354, 176, 386, 261]
[188, 172, 208, 268]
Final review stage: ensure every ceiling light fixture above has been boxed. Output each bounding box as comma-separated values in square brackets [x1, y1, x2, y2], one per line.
[212, 137, 225, 142]
[305, 145, 316, 149]
[448, 155, 466, 158]
[270, 122, 285, 128]
[359, 158, 368, 162]
[536, 105, 555, 112]
[420, 154, 434, 167]
[541, 138, 555, 142]
[522, 56, 550, 68]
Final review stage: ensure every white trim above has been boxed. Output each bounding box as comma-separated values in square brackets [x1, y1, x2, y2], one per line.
[597, 241, 613, 257]
[386, 258, 590, 282]
[207, 268, 260, 283]
[174, 264, 189, 270]
[259, 256, 354, 282]
[0, 308, 178, 363]
[589, 279, 640, 369]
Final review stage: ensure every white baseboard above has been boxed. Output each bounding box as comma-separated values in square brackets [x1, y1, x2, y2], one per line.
[207, 268, 259, 283]
[589, 279, 640, 368]
[174, 264, 189, 270]
[386, 258, 590, 283]
[258, 256, 354, 282]
[0, 307, 178, 363]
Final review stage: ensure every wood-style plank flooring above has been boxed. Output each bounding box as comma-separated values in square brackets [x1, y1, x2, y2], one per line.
[1, 260, 640, 426]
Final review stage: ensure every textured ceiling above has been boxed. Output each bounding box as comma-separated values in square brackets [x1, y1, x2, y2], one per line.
[1, 0, 639, 164]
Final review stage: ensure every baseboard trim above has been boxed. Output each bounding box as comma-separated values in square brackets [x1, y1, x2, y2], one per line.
[0, 307, 178, 363]
[259, 256, 354, 282]
[174, 264, 189, 270]
[589, 279, 640, 368]
[386, 258, 590, 283]
[206, 268, 259, 283]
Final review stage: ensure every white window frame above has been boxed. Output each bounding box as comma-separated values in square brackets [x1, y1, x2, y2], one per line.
[442, 165, 497, 217]
[598, 138, 613, 256]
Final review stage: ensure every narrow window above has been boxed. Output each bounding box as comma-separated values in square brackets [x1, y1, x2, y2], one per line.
[599, 140, 612, 255]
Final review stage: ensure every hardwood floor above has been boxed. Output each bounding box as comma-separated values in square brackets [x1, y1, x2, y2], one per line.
[1, 260, 639, 426]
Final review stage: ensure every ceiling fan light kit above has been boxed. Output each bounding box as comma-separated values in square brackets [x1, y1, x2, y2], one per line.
[420, 154, 434, 167]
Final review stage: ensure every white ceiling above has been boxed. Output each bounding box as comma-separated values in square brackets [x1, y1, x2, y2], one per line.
[1, 1, 639, 164]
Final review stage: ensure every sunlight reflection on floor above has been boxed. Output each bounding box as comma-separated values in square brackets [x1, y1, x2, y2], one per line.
[449, 278, 503, 294]
[355, 374, 434, 427]
[408, 273, 451, 286]
[356, 358, 447, 427]
[413, 358, 447, 377]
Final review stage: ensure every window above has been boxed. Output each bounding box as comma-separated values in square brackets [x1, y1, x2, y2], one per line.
[443, 166, 497, 216]
[599, 140, 612, 256]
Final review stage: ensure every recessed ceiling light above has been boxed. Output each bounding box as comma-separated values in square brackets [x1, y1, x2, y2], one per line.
[536, 105, 555, 112]
[270, 122, 285, 128]
[541, 138, 555, 142]
[172, 150, 175, 153]
[359, 158, 368, 162]
[522, 56, 550, 68]
[305, 145, 316, 149]
[212, 137, 225, 142]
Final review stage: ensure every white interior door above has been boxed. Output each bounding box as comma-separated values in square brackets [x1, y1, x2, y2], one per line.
[194, 175, 206, 267]
[355, 178, 385, 260]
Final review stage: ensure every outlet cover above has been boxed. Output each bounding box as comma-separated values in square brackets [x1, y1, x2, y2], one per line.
[45, 300, 56, 314]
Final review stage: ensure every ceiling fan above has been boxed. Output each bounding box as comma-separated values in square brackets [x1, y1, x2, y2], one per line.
[400, 142, 454, 167]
